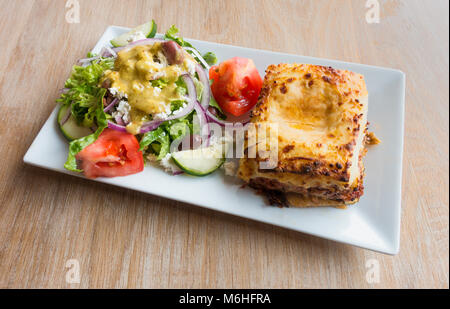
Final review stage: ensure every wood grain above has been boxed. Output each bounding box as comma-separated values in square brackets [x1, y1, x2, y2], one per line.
[0, 0, 448, 289]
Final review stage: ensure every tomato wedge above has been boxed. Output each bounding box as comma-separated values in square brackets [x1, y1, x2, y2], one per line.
[76, 128, 144, 179]
[209, 57, 263, 117]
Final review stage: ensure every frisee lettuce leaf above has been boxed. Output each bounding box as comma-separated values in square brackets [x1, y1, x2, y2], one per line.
[57, 58, 114, 127]
[164, 25, 194, 49]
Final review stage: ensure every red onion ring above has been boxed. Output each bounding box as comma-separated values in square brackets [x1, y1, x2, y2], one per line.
[103, 98, 119, 113]
[183, 47, 211, 70]
[139, 100, 197, 133]
[181, 74, 197, 102]
[77, 56, 100, 65]
[59, 106, 72, 126]
[107, 120, 127, 132]
[193, 101, 210, 147]
[112, 38, 167, 54]
[115, 115, 126, 126]
[195, 64, 211, 109]
[139, 121, 163, 134]
[129, 38, 166, 46]
[206, 109, 228, 127]
[139, 95, 195, 134]
[100, 46, 117, 58]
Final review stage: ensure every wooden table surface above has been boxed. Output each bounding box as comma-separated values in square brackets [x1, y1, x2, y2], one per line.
[0, 0, 448, 289]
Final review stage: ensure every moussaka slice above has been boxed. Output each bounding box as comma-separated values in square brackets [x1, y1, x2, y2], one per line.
[238, 63, 375, 207]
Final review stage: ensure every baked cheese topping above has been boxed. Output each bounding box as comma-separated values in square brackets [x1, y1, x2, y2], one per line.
[239, 63, 372, 205]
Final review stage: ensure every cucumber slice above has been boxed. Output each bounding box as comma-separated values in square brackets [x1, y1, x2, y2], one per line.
[57, 105, 92, 141]
[147, 20, 157, 38]
[110, 20, 157, 47]
[171, 142, 227, 176]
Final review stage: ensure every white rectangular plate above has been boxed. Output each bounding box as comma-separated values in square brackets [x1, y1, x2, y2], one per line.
[24, 26, 405, 254]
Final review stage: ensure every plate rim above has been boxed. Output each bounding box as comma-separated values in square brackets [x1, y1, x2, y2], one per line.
[23, 25, 406, 255]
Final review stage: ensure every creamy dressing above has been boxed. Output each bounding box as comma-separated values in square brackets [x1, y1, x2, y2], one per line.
[100, 43, 194, 134]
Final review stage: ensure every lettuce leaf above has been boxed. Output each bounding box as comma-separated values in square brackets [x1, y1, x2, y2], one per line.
[193, 76, 203, 101]
[140, 112, 194, 160]
[164, 25, 217, 69]
[167, 120, 190, 141]
[57, 58, 114, 127]
[170, 100, 185, 112]
[175, 76, 188, 97]
[202, 52, 217, 66]
[151, 78, 169, 89]
[208, 80, 226, 119]
[64, 88, 108, 172]
[208, 96, 226, 120]
[164, 25, 194, 49]
[139, 127, 170, 160]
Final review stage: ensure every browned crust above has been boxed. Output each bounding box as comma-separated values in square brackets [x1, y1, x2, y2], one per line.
[240, 146, 368, 207]
[244, 133, 357, 183]
[249, 187, 349, 208]
[256, 157, 352, 182]
[239, 63, 375, 208]
[249, 175, 364, 203]
[285, 193, 347, 208]
[248, 63, 368, 180]
[365, 131, 381, 145]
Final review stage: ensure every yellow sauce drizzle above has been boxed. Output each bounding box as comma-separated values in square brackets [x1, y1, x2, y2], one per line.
[100, 43, 193, 134]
